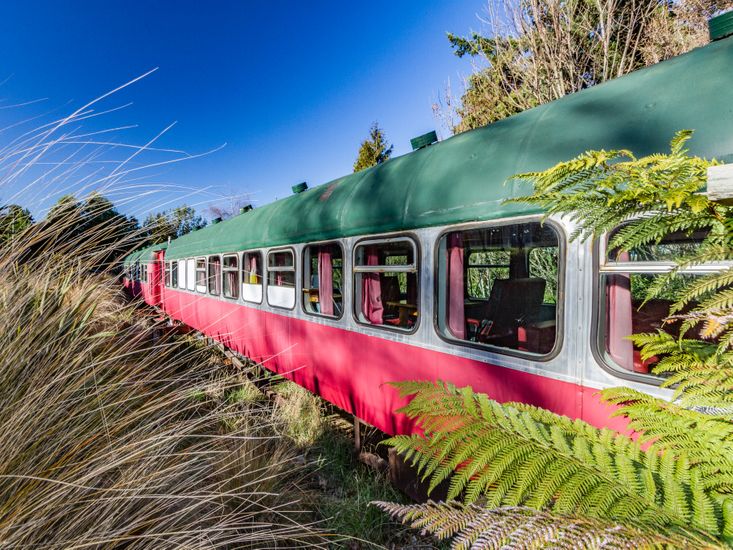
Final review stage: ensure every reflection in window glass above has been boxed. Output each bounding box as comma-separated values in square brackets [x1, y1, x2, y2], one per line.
[303, 243, 343, 317]
[242, 251, 262, 303]
[208, 256, 221, 295]
[354, 239, 418, 331]
[267, 250, 295, 308]
[223, 255, 239, 299]
[439, 222, 560, 355]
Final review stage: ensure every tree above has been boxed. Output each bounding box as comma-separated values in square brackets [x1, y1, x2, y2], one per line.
[378, 132, 733, 547]
[439, 0, 733, 134]
[42, 193, 139, 269]
[142, 205, 207, 245]
[0, 204, 33, 243]
[353, 122, 393, 172]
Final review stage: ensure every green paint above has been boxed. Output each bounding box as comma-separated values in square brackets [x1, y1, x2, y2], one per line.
[159, 36, 733, 261]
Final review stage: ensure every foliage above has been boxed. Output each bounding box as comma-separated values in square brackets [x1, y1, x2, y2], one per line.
[353, 122, 393, 173]
[380, 132, 733, 547]
[383, 381, 728, 548]
[0, 204, 32, 243]
[440, 0, 733, 133]
[0, 215, 325, 547]
[141, 204, 207, 244]
[374, 500, 700, 549]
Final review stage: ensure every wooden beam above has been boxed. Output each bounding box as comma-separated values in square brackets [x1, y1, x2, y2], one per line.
[707, 164, 733, 204]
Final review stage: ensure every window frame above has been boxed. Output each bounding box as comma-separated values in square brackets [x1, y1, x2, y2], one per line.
[432, 217, 566, 361]
[207, 254, 222, 296]
[302, 240, 345, 320]
[266, 247, 297, 310]
[222, 253, 240, 300]
[352, 234, 421, 334]
[165, 261, 171, 287]
[241, 250, 264, 304]
[591, 232, 733, 385]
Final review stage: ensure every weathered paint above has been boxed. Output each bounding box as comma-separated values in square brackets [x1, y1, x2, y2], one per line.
[164, 34, 733, 261]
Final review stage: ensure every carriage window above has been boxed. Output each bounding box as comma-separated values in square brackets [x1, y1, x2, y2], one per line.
[178, 260, 186, 289]
[208, 255, 221, 296]
[354, 238, 418, 331]
[599, 228, 717, 377]
[142, 264, 148, 283]
[195, 259, 207, 293]
[242, 251, 263, 303]
[437, 222, 560, 355]
[223, 254, 240, 299]
[165, 261, 171, 287]
[267, 250, 295, 309]
[303, 243, 343, 318]
[171, 261, 178, 288]
[186, 259, 195, 291]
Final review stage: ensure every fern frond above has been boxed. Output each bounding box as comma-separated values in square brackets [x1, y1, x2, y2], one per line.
[372, 500, 717, 549]
[384, 381, 732, 541]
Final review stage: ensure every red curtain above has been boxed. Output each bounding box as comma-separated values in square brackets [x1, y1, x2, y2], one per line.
[607, 251, 634, 371]
[447, 233, 465, 339]
[318, 248, 334, 315]
[361, 246, 383, 324]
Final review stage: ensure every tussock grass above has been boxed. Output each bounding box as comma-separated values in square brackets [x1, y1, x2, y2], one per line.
[0, 233, 327, 547]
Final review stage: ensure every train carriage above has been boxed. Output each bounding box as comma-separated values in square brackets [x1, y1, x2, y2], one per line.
[123, 24, 733, 435]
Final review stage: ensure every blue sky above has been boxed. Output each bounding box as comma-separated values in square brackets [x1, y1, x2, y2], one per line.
[0, 1, 482, 220]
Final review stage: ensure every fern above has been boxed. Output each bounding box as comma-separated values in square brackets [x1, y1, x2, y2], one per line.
[373, 500, 718, 549]
[383, 381, 732, 543]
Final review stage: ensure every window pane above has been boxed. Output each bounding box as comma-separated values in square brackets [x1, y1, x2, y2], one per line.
[223, 255, 239, 299]
[354, 239, 419, 330]
[242, 251, 262, 303]
[355, 240, 414, 267]
[267, 250, 295, 308]
[186, 259, 195, 291]
[165, 262, 171, 287]
[195, 259, 206, 292]
[268, 251, 293, 268]
[208, 256, 221, 295]
[601, 272, 710, 375]
[440, 222, 560, 355]
[171, 262, 178, 288]
[607, 227, 707, 262]
[303, 243, 343, 317]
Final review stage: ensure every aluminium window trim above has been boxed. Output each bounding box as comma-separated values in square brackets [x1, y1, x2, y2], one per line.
[302, 241, 345, 320]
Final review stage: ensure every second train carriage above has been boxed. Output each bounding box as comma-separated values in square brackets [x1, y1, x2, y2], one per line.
[123, 26, 733, 435]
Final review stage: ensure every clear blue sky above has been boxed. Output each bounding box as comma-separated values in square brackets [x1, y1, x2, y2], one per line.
[0, 1, 483, 220]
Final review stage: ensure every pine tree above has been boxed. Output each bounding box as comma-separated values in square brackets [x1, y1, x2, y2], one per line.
[353, 122, 393, 173]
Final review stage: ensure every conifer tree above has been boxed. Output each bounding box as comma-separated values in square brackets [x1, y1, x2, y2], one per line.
[353, 122, 393, 172]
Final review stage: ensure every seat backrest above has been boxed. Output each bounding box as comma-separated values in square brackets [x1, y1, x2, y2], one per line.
[380, 275, 401, 305]
[487, 278, 546, 327]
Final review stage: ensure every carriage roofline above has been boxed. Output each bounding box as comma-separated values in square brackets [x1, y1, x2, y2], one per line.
[156, 34, 733, 261]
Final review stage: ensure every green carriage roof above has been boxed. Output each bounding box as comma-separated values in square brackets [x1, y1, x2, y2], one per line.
[123, 242, 167, 266]
[164, 35, 733, 261]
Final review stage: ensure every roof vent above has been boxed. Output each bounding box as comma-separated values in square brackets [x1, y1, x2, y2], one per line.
[211, 217, 222, 224]
[292, 182, 308, 194]
[240, 204, 253, 214]
[710, 10, 733, 41]
[410, 130, 438, 151]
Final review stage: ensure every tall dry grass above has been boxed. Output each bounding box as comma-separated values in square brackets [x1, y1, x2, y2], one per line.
[0, 77, 327, 548]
